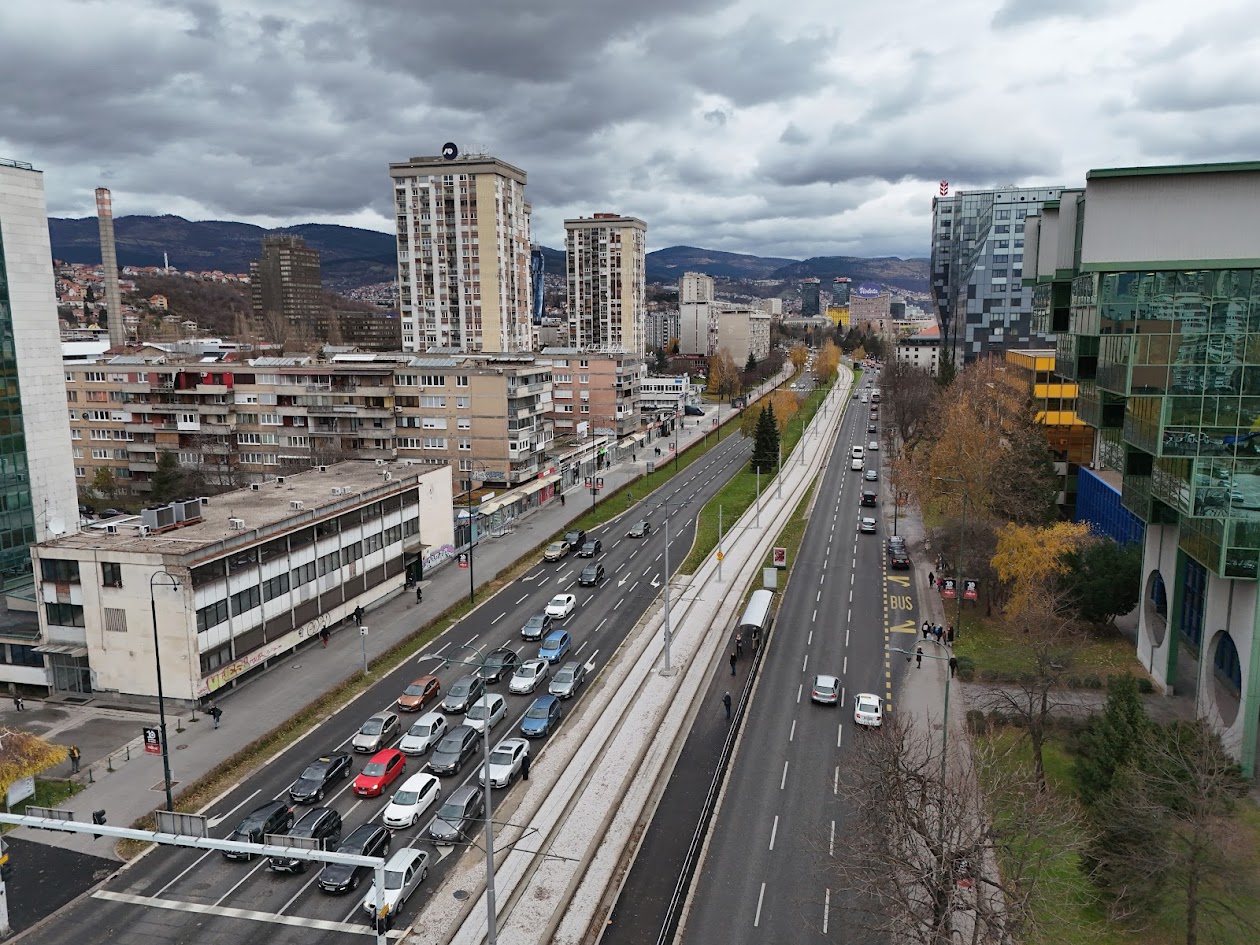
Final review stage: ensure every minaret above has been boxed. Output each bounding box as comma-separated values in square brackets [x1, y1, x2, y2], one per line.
[95, 187, 126, 347]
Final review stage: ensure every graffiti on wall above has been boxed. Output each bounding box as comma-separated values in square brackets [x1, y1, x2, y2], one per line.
[422, 544, 456, 571]
[197, 611, 335, 697]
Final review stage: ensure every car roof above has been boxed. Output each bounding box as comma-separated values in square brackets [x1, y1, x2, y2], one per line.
[407, 674, 437, 685]
[367, 748, 402, 762]
[472, 692, 505, 706]
[815, 674, 840, 687]
[414, 710, 444, 725]
[342, 821, 385, 845]
[384, 847, 427, 870]
[496, 737, 529, 751]
[557, 660, 581, 672]
[367, 710, 395, 720]
[397, 771, 438, 792]
[543, 630, 567, 643]
[448, 783, 480, 802]
[293, 806, 338, 829]
[533, 694, 560, 708]
[453, 673, 477, 684]
[856, 693, 882, 704]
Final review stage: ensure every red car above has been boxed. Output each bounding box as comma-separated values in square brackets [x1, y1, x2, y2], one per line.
[353, 749, 406, 797]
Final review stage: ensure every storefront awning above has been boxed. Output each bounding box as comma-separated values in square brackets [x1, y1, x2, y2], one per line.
[477, 495, 517, 516]
[34, 643, 88, 658]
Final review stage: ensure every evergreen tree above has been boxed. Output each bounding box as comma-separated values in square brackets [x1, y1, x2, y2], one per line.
[152, 450, 184, 503]
[745, 351, 757, 373]
[1075, 673, 1151, 810]
[1062, 539, 1142, 626]
[750, 404, 779, 473]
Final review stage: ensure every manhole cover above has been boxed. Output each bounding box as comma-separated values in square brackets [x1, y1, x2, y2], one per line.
[453, 890, 469, 901]
[150, 780, 180, 792]
[175, 744, 189, 750]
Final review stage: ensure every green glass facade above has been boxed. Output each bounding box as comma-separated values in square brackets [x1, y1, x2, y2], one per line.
[0, 225, 38, 587]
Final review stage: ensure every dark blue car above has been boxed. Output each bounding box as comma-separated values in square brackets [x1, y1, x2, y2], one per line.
[520, 695, 562, 738]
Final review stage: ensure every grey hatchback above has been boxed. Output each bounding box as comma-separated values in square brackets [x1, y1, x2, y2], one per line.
[429, 785, 485, 845]
[441, 675, 485, 713]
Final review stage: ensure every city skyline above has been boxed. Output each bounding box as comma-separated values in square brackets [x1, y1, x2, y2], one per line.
[2, 0, 1259, 261]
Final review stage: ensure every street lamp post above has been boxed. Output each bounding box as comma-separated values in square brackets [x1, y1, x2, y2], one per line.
[149, 571, 179, 812]
[465, 461, 492, 606]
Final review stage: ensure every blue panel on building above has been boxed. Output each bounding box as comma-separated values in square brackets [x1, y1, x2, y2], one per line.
[1074, 467, 1145, 546]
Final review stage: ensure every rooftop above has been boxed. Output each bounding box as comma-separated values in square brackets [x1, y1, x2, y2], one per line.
[1087, 160, 1260, 180]
[40, 461, 433, 560]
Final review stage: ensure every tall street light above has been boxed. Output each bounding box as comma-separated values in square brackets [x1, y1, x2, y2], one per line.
[149, 571, 179, 812]
[464, 461, 491, 606]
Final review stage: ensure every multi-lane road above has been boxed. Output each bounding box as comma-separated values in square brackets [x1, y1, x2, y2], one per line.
[681, 373, 919, 945]
[24, 423, 761, 945]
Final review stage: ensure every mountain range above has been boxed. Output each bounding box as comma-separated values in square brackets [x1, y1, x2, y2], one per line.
[48, 215, 929, 293]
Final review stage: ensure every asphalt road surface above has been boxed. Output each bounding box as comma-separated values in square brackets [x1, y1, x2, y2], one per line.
[678, 375, 918, 945]
[21, 428, 757, 945]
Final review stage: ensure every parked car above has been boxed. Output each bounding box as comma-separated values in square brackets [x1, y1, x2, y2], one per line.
[352, 711, 401, 753]
[539, 630, 572, 664]
[549, 661, 586, 700]
[854, 693, 884, 727]
[509, 658, 549, 695]
[811, 674, 840, 705]
[543, 540, 571, 562]
[565, 529, 587, 549]
[578, 538, 602, 557]
[360, 847, 429, 920]
[381, 772, 441, 828]
[268, 807, 341, 873]
[288, 752, 352, 804]
[578, 563, 605, 586]
[521, 695, 562, 738]
[317, 822, 390, 894]
[889, 549, 911, 569]
[396, 675, 441, 712]
[480, 737, 529, 788]
[684, 404, 705, 416]
[545, 593, 577, 619]
[521, 612, 553, 641]
[477, 647, 519, 684]
[428, 785, 485, 846]
[428, 724, 482, 776]
[441, 674, 485, 714]
[464, 693, 507, 734]
[627, 521, 651, 538]
[398, 711, 447, 756]
[224, 800, 295, 860]
[353, 749, 407, 798]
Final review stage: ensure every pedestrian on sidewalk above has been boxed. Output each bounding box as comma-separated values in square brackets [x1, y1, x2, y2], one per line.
[320, 626, 330, 648]
[353, 605, 364, 625]
[916, 647, 923, 668]
[521, 751, 531, 781]
[723, 692, 732, 719]
[928, 570, 935, 588]
[729, 652, 737, 675]
[921, 621, 930, 639]
[947, 625, 955, 645]
[210, 704, 223, 729]
[934, 625, 944, 644]
[560, 493, 566, 507]
[735, 634, 743, 658]
[752, 627, 760, 651]
[12, 694, 23, 711]
[69, 745, 81, 774]
[949, 656, 958, 678]
[416, 585, 423, 604]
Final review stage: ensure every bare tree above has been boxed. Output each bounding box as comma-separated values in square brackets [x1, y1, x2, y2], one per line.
[822, 714, 1086, 945]
[882, 359, 939, 449]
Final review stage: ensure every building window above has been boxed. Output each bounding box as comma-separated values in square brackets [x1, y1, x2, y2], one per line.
[292, 561, 317, 587]
[263, 573, 291, 601]
[456, 375, 469, 387]
[196, 598, 229, 633]
[101, 562, 122, 587]
[45, 602, 86, 627]
[104, 607, 128, 632]
[41, 559, 80, 583]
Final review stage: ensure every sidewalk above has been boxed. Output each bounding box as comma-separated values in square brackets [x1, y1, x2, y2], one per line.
[6, 369, 791, 862]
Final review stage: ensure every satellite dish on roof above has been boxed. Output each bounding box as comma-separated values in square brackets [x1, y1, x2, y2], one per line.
[49, 517, 66, 536]
[441, 142, 459, 161]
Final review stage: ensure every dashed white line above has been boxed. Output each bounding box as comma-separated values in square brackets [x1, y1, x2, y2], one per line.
[754, 883, 767, 927]
[802, 654, 809, 673]
[614, 597, 624, 610]
[837, 725, 843, 748]
[595, 618, 608, 633]
[834, 765, 840, 795]
[812, 610, 817, 623]
[789, 720, 796, 742]
[816, 590, 821, 602]
[843, 655, 848, 674]
[769, 815, 780, 851]
[823, 888, 832, 934]
[829, 820, 836, 857]
[780, 761, 789, 790]
[491, 612, 505, 625]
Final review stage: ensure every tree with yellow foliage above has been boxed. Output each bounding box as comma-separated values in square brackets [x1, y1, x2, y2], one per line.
[814, 340, 840, 383]
[788, 343, 809, 373]
[0, 726, 70, 801]
[992, 521, 1092, 619]
[706, 349, 740, 400]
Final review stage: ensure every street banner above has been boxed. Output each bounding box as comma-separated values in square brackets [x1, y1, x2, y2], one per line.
[143, 727, 161, 755]
[772, 547, 787, 569]
[963, 579, 979, 601]
[940, 577, 957, 599]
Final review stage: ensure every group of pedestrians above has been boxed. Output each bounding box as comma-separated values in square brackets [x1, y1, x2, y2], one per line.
[921, 620, 953, 645]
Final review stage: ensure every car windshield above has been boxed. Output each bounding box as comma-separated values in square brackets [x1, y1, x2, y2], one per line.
[526, 704, 551, 719]
[516, 664, 537, 678]
[436, 735, 463, 753]
[449, 682, 468, 697]
[360, 719, 383, 735]
[363, 762, 386, 776]
[408, 721, 433, 736]
[392, 790, 419, 806]
[556, 670, 574, 683]
[582, 568, 597, 578]
[298, 764, 326, 781]
[547, 542, 564, 552]
[467, 703, 491, 720]
[486, 653, 507, 668]
[489, 749, 515, 765]
[436, 800, 464, 820]
[549, 597, 566, 607]
[385, 870, 406, 890]
[404, 683, 427, 696]
[526, 616, 545, 628]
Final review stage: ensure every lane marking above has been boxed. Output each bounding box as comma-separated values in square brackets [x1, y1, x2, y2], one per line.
[780, 761, 789, 790]
[595, 618, 608, 633]
[755, 882, 766, 927]
[834, 765, 839, 795]
[823, 888, 831, 935]
[92, 891, 374, 935]
[837, 724, 843, 748]
[614, 598, 624, 610]
[515, 594, 529, 604]
[491, 612, 505, 625]
[769, 815, 779, 851]
[789, 720, 796, 742]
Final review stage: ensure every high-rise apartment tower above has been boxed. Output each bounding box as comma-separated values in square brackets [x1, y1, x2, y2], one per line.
[249, 234, 324, 325]
[564, 213, 647, 353]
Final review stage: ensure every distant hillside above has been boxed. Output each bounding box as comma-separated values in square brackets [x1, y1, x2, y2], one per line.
[771, 256, 930, 294]
[645, 245, 799, 282]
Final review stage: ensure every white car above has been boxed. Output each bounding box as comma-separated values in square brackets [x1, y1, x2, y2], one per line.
[859, 517, 877, 534]
[854, 693, 884, 727]
[868, 440, 879, 451]
[381, 772, 441, 828]
[398, 711, 447, 756]
[480, 737, 529, 788]
[545, 593, 577, 619]
[361, 847, 429, 919]
[509, 658, 549, 695]
[464, 692, 507, 734]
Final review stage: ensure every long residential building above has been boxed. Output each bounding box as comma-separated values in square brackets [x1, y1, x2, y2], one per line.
[542, 348, 642, 439]
[564, 213, 647, 354]
[390, 153, 533, 353]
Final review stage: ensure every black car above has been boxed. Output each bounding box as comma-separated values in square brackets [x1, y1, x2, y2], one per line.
[428, 724, 482, 776]
[288, 752, 352, 804]
[860, 490, 878, 507]
[477, 647, 520, 684]
[224, 800, 295, 860]
[441, 674, 485, 713]
[269, 807, 342, 873]
[578, 539, 602, 557]
[868, 424, 877, 433]
[578, 563, 604, 587]
[564, 529, 587, 550]
[889, 550, 911, 570]
[521, 612, 554, 641]
[684, 404, 705, 416]
[317, 822, 390, 894]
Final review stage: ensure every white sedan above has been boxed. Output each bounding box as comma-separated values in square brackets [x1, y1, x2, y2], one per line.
[480, 737, 530, 789]
[509, 658, 549, 695]
[868, 440, 879, 451]
[545, 593, 577, 619]
[398, 711, 447, 756]
[464, 693, 507, 734]
[381, 772, 441, 828]
[854, 693, 884, 727]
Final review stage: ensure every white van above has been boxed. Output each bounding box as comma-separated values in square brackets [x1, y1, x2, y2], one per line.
[859, 393, 868, 404]
[850, 445, 865, 470]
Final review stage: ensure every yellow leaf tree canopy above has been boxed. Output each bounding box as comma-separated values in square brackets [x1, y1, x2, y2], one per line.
[992, 521, 1092, 617]
[814, 340, 840, 382]
[789, 343, 809, 371]
[0, 727, 68, 796]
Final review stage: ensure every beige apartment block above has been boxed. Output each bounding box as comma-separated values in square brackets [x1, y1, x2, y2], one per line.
[542, 348, 643, 439]
[564, 213, 648, 353]
[715, 306, 771, 366]
[679, 271, 718, 356]
[390, 153, 533, 354]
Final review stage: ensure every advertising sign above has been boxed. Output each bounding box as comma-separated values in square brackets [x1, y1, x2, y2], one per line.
[856, 283, 883, 298]
[963, 579, 979, 601]
[940, 577, 958, 600]
[457, 553, 469, 570]
[772, 547, 787, 569]
[6, 775, 35, 808]
[143, 727, 162, 755]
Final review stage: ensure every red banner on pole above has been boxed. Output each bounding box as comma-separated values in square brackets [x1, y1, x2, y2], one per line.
[963, 579, 978, 601]
[940, 577, 957, 599]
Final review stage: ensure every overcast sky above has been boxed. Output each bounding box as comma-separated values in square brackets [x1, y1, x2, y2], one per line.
[3, 0, 1258, 260]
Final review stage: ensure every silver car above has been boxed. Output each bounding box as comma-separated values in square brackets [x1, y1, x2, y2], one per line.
[548, 661, 586, 700]
[361, 847, 429, 919]
[352, 711, 400, 753]
[429, 785, 485, 845]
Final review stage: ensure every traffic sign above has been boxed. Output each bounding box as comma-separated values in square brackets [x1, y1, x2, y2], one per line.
[716, 551, 724, 562]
